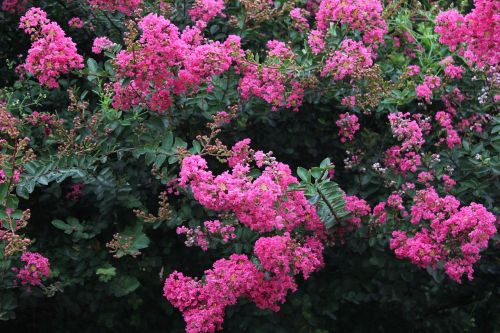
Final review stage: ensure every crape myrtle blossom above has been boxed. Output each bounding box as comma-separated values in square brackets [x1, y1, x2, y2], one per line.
[188, 0, 225, 28]
[321, 39, 373, 80]
[2, 0, 28, 13]
[435, 111, 461, 149]
[13, 252, 50, 288]
[416, 75, 441, 103]
[112, 13, 241, 113]
[290, 8, 310, 31]
[19, 8, 84, 88]
[238, 41, 304, 111]
[336, 112, 360, 143]
[314, 0, 387, 46]
[92, 37, 116, 54]
[390, 187, 497, 283]
[87, 0, 142, 15]
[164, 140, 327, 332]
[435, 0, 499, 68]
[68, 17, 84, 28]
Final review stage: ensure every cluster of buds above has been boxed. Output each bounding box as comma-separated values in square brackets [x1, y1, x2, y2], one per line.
[1, 209, 31, 256]
[134, 191, 172, 224]
[106, 233, 140, 258]
[1, 103, 36, 256]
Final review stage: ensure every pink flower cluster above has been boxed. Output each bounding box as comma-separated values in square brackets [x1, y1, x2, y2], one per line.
[341, 95, 356, 108]
[0, 169, 20, 184]
[372, 193, 408, 224]
[177, 152, 324, 234]
[321, 39, 373, 80]
[444, 64, 464, 79]
[384, 146, 422, 175]
[442, 174, 456, 192]
[227, 138, 252, 167]
[388, 112, 425, 151]
[176, 220, 236, 251]
[188, 0, 225, 28]
[254, 233, 324, 279]
[435, 111, 461, 149]
[14, 252, 50, 287]
[164, 236, 324, 333]
[308, 29, 325, 54]
[435, 0, 499, 68]
[87, 0, 142, 15]
[112, 14, 240, 113]
[164, 254, 301, 333]
[239, 41, 304, 111]
[406, 65, 420, 77]
[417, 171, 434, 186]
[166, 140, 327, 332]
[314, 0, 387, 46]
[2, 0, 27, 13]
[290, 8, 310, 32]
[335, 112, 360, 143]
[415, 75, 441, 103]
[68, 17, 84, 28]
[344, 194, 371, 227]
[25, 111, 63, 136]
[390, 187, 497, 283]
[384, 112, 430, 175]
[92, 37, 116, 54]
[19, 8, 84, 88]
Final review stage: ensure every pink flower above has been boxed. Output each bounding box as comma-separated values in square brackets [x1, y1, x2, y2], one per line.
[188, 0, 225, 28]
[238, 42, 303, 112]
[112, 13, 242, 113]
[227, 138, 252, 167]
[442, 174, 456, 191]
[341, 95, 356, 108]
[372, 202, 387, 224]
[2, 0, 28, 13]
[19, 8, 84, 88]
[384, 146, 422, 175]
[392, 197, 496, 283]
[68, 17, 84, 28]
[321, 39, 373, 80]
[308, 29, 325, 54]
[444, 64, 464, 79]
[92, 37, 116, 54]
[388, 112, 426, 151]
[14, 252, 50, 287]
[435, 1, 499, 68]
[407, 65, 420, 76]
[344, 194, 371, 227]
[87, 0, 142, 15]
[416, 84, 433, 103]
[290, 8, 310, 31]
[435, 111, 461, 149]
[315, 0, 387, 46]
[336, 112, 360, 143]
[165, 145, 329, 331]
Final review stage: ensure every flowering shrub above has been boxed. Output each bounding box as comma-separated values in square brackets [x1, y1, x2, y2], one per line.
[0, 0, 498, 332]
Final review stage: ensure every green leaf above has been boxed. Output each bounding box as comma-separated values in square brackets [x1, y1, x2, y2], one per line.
[96, 266, 117, 283]
[297, 167, 310, 182]
[87, 58, 99, 74]
[313, 180, 349, 230]
[110, 275, 140, 297]
[0, 183, 8, 203]
[51, 219, 70, 231]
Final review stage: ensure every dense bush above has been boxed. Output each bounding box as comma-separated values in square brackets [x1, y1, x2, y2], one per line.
[0, 0, 499, 332]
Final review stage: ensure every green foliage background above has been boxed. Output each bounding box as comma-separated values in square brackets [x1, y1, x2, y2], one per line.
[0, 0, 499, 332]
